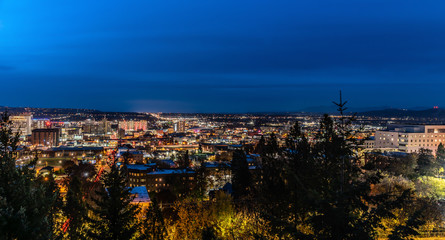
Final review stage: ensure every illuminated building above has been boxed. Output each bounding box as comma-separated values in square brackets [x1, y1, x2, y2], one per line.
[32, 128, 60, 147]
[174, 120, 186, 132]
[119, 120, 147, 132]
[375, 125, 445, 155]
[11, 114, 32, 136]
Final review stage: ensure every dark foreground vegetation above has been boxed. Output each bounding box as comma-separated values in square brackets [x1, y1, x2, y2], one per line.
[0, 101, 444, 239]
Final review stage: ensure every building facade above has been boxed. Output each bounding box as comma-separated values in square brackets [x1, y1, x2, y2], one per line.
[32, 128, 60, 147]
[11, 114, 32, 136]
[375, 125, 445, 155]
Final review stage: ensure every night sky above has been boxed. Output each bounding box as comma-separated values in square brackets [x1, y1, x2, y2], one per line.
[1, 1, 445, 113]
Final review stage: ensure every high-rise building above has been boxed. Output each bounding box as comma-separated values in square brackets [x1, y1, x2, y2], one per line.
[32, 128, 60, 147]
[375, 125, 445, 155]
[11, 114, 33, 136]
[174, 120, 186, 132]
[119, 120, 147, 132]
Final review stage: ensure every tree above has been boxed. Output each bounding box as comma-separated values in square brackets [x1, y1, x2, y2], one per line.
[415, 148, 437, 176]
[140, 198, 166, 240]
[0, 112, 60, 240]
[193, 157, 208, 199]
[63, 175, 88, 240]
[177, 151, 190, 169]
[87, 160, 140, 240]
[231, 150, 252, 200]
[436, 143, 445, 172]
[254, 135, 266, 155]
[253, 94, 431, 239]
[364, 152, 417, 179]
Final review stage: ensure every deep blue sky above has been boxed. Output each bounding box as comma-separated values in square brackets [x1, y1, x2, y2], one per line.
[1, 1, 445, 112]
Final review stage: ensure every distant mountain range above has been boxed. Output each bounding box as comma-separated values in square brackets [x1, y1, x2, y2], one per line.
[298, 105, 431, 114]
[2, 105, 445, 120]
[358, 108, 445, 119]
[0, 106, 152, 121]
[0, 106, 101, 114]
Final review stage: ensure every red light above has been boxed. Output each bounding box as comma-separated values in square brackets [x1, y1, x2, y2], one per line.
[45, 121, 51, 127]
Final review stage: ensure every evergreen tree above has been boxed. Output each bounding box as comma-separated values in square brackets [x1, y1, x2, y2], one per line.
[0, 112, 60, 240]
[436, 143, 445, 170]
[41, 172, 63, 239]
[87, 160, 140, 240]
[415, 148, 437, 176]
[140, 198, 166, 240]
[254, 94, 426, 239]
[63, 175, 88, 240]
[231, 150, 252, 200]
[193, 156, 208, 199]
[254, 135, 266, 155]
[177, 150, 190, 168]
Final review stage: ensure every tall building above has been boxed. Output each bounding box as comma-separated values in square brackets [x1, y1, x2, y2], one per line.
[32, 128, 60, 147]
[119, 120, 147, 132]
[10, 114, 33, 136]
[174, 120, 186, 132]
[375, 125, 445, 155]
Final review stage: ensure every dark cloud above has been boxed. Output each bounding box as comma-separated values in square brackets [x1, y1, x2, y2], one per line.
[1, 0, 445, 112]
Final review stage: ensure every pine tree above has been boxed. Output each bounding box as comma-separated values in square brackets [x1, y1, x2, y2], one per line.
[63, 175, 88, 240]
[254, 135, 266, 155]
[140, 198, 166, 240]
[87, 161, 140, 240]
[254, 94, 426, 239]
[177, 150, 190, 169]
[415, 148, 437, 176]
[193, 157, 208, 199]
[436, 143, 445, 170]
[231, 150, 252, 200]
[0, 112, 60, 240]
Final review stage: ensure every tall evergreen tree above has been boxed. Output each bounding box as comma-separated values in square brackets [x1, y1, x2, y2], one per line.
[415, 148, 437, 176]
[177, 150, 190, 169]
[140, 198, 166, 240]
[254, 135, 266, 155]
[436, 143, 445, 170]
[254, 94, 426, 239]
[193, 156, 208, 199]
[0, 112, 60, 240]
[231, 150, 252, 200]
[63, 175, 88, 240]
[87, 160, 139, 240]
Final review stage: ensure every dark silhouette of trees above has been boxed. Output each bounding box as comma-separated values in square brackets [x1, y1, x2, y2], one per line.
[64, 175, 88, 240]
[177, 150, 190, 169]
[231, 150, 252, 200]
[415, 148, 437, 176]
[87, 159, 139, 240]
[253, 95, 432, 239]
[140, 198, 166, 240]
[436, 143, 445, 171]
[0, 112, 61, 240]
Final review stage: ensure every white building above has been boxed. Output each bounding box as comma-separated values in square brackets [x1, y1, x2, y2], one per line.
[375, 125, 445, 155]
[11, 114, 32, 136]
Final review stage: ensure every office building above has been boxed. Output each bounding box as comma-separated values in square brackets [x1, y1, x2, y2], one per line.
[375, 125, 445, 155]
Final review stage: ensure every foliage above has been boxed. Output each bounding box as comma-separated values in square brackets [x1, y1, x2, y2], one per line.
[231, 150, 252, 200]
[63, 175, 88, 240]
[87, 162, 140, 240]
[415, 148, 438, 177]
[252, 95, 438, 239]
[140, 198, 167, 240]
[416, 176, 445, 199]
[0, 112, 61, 240]
[166, 192, 276, 240]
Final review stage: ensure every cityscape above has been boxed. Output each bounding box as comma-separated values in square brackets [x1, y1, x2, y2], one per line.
[2, 0, 445, 239]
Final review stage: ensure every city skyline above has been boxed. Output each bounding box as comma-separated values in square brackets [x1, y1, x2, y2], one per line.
[1, 1, 445, 112]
